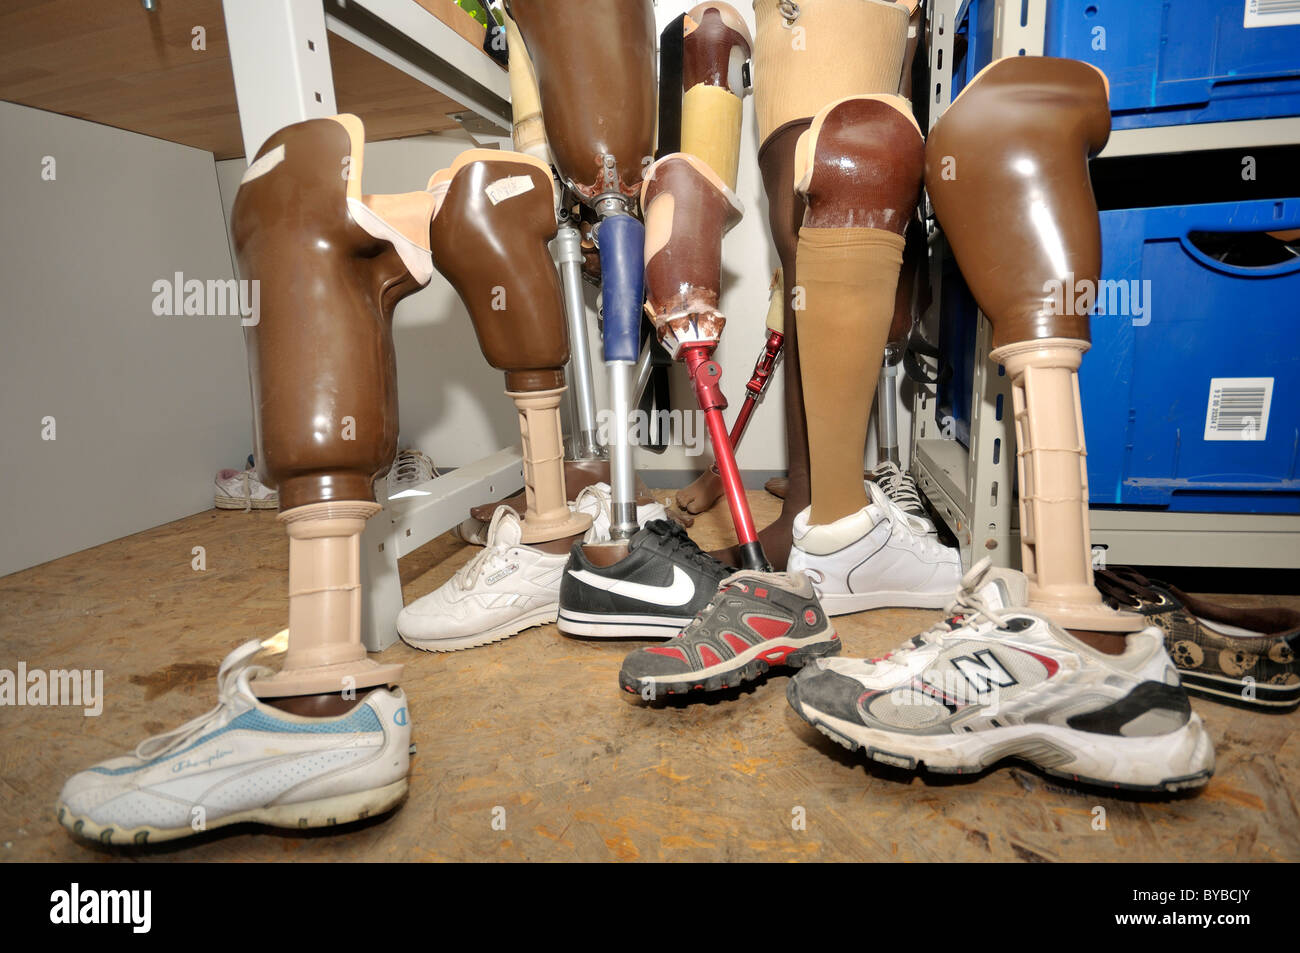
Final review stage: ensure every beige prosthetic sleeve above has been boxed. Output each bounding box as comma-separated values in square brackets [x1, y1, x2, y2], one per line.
[796, 229, 904, 524]
[682, 2, 752, 190]
[752, 0, 909, 143]
[504, 9, 551, 165]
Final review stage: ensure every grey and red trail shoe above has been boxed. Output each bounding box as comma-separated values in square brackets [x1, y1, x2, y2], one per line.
[618, 570, 840, 698]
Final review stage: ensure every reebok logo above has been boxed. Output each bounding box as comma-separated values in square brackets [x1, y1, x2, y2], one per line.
[568, 565, 696, 607]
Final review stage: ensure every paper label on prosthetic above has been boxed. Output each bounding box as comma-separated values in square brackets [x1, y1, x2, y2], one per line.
[484, 175, 535, 206]
[1204, 377, 1273, 441]
[1244, 0, 1300, 27]
[241, 144, 286, 184]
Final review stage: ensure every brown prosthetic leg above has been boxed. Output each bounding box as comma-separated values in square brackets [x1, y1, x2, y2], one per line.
[682, 2, 753, 192]
[794, 94, 924, 525]
[232, 114, 437, 700]
[427, 149, 592, 544]
[720, 0, 911, 570]
[926, 57, 1141, 634]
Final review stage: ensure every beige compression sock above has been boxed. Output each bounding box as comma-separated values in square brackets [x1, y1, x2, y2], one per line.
[796, 227, 905, 525]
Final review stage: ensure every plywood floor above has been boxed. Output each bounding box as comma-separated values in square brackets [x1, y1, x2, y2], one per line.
[2, 489, 1298, 862]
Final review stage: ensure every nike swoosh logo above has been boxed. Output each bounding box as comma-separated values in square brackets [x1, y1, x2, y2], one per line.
[568, 565, 696, 607]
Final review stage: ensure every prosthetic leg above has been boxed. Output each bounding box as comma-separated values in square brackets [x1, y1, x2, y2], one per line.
[511, 0, 658, 541]
[795, 94, 924, 525]
[733, 0, 912, 570]
[643, 3, 769, 567]
[53, 118, 435, 842]
[427, 149, 593, 545]
[925, 56, 1141, 633]
[233, 114, 437, 702]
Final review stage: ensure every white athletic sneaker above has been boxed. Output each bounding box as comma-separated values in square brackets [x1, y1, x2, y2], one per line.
[788, 481, 961, 616]
[214, 467, 278, 511]
[397, 506, 566, 651]
[451, 482, 663, 548]
[387, 448, 437, 498]
[869, 460, 934, 532]
[575, 482, 669, 543]
[787, 559, 1215, 791]
[56, 641, 411, 845]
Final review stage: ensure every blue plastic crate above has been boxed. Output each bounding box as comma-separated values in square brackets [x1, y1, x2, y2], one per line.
[953, 0, 1300, 129]
[1080, 198, 1300, 513]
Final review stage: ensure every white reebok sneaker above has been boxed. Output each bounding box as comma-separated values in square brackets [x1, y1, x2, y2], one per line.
[575, 482, 669, 544]
[788, 481, 961, 616]
[214, 467, 278, 511]
[56, 641, 411, 845]
[787, 559, 1216, 791]
[397, 506, 566, 651]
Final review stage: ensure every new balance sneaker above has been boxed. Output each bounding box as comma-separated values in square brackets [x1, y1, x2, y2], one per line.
[575, 482, 669, 544]
[558, 519, 732, 639]
[788, 480, 961, 616]
[397, 506, 565, 651]
[619, 570, 840, 696]
[56, 641, 411, 845]
[787, 559, 1215, 792]
[214, 467, 278, 511]
[869, 460, 933, 530]
[1096, 567, 1300, 711]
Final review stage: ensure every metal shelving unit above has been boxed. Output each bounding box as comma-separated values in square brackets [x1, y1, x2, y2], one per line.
[910, 0, 1300, 571]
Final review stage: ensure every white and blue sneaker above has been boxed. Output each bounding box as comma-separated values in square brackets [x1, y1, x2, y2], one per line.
[56, 641, 411, 845]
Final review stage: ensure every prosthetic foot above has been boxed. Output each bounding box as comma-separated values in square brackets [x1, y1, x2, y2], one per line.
[428, 148, 592, 544]
[231, 114, 438, 699]
[925, 56, 1141, 633]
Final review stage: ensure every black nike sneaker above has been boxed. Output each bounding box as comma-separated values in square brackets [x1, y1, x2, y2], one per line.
[557, 520, 734, 639]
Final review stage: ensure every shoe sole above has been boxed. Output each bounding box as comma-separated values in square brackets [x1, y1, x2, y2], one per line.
[214, 495, 278, 510]
[399, 604, 558, 653]
[1178, 669, 1300, 711]
[55, 778, 408, 846]
[558, 608, 691, 640]
[817, 588, 955, 617]
[787, 681, 1215, 792]
[620, 632, 841, 697]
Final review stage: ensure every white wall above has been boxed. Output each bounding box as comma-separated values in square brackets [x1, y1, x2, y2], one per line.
[0, 102, 251, 577]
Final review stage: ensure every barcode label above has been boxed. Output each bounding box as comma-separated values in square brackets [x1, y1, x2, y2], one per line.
[1204, 377, 1273, 441]
[1245, 0, 1300, 28]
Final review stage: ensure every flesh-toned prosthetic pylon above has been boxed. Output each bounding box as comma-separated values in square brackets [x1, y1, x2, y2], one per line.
[794, 94, 924, 526]
[427, 149, 593, 544]
[231, 114, 437, 698]
[643, 2, 769, 568]
[510, 0, 658, 540]
[925, 56, 1142, 632]
[738, 0, 912, 569]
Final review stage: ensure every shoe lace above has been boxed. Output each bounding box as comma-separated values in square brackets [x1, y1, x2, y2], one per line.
[875, 558, 1012, 663]
[871, 460, 926, 515]
[454, 508, 517, 590]
[647, 520, 730, 578]
[866, 480, 932, 543]
[134, 640, 270, 762]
